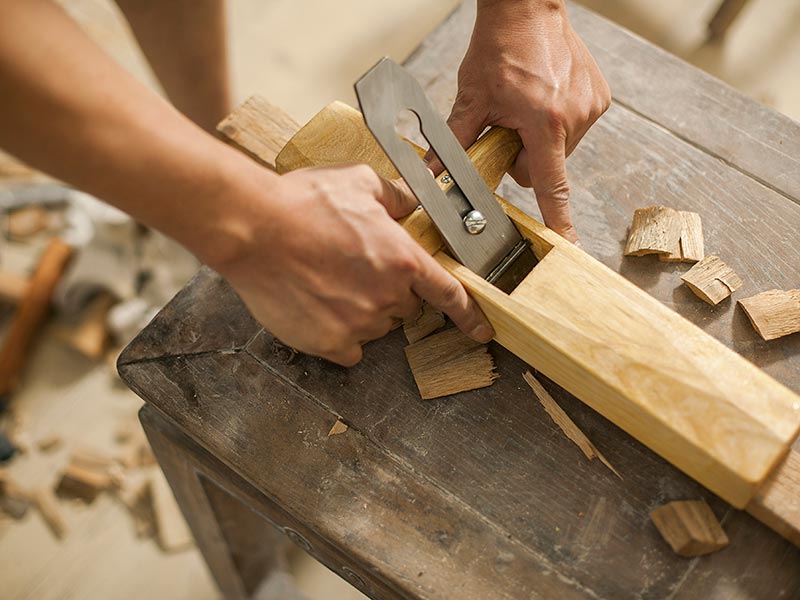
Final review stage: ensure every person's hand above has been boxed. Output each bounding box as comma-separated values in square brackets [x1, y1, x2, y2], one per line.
[212, 164, 494, 366]
[447, 0, 611, 242]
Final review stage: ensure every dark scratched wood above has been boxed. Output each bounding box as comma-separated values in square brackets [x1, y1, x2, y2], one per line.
[120, 1, 800, 598]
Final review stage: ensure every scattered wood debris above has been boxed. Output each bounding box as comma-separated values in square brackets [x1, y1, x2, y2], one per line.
[36, 433, 62, 453]
[624, 206, 682, 257]
[404, 327, 497, 400]
[738, 289, 800, 341]
[659, 211, 704, 263]
[33, 488, 68, 539]
[150, 468, 193, 552]
[403, 303, 445, 343]
[55, 292, 115, 360]
[650, 499, 729, 557]
[328, 419, 348, 436]
[56, 460, 112, 503]
[680, 256, 742, 305]
[523, 372, 622, 480]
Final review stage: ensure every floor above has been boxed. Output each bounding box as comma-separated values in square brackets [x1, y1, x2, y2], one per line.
[1, 1, 798, 599]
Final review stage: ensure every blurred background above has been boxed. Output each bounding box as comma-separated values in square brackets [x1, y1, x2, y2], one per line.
[1, 0, 798, 598]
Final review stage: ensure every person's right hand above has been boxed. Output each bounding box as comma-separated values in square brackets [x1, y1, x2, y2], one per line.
[213, 164, 494, 366]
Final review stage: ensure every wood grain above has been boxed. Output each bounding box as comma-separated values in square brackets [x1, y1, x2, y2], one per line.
[681, 255, 743, 305]
[404, 327, 496, 400]
[739, 289, 800, 341]
[624, 205, 682, 256]
[650, 500, 729, 557]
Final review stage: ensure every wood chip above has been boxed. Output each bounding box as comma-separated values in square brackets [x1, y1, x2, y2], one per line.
[70, 447, 117, 470]
[404, 327, 497, 400]
[55, 462, 111, 502]
[659, 211, 704, 263]
[739, 289, 800, 341]
[33, 488, 68, 539]
[151, 468, 193, 552]
[650, 499, 728, 557]
[624, 206, 682, 256]
[523, 372, 622, 480]
[55, 292, 115, 360]
[403, 302, 445, 343]
[328, 419, 348, 436]
[36, 433, 62, 453]
[680, 255, 742, 305]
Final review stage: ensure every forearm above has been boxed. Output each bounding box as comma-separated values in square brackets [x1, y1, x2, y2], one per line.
[0, 0, 271, 268]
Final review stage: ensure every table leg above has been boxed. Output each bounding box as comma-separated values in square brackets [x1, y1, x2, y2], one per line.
[139, 405, 288, 600]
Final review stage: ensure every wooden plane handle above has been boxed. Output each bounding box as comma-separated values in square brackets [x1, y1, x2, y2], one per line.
[457, 126, 522, 192]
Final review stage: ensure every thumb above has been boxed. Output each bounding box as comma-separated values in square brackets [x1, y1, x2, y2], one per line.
[377, 175, 420, 219]
[425, 98, 487, 174]
[522, 130, 579, 243]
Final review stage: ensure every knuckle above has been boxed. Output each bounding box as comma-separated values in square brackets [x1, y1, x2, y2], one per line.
[439, 278, 463, 309]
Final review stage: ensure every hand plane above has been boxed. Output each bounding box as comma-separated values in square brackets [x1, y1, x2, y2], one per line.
[355, 57, 537, 293]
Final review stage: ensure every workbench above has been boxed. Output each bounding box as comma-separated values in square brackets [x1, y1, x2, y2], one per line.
[119, 2, 800, 598]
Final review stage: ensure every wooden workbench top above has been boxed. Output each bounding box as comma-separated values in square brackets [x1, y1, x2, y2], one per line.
[120, 2, 800, 597]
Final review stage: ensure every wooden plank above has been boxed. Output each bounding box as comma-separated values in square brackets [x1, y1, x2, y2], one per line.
[261, 99, 800, 509]
[566, 2, 800, 205]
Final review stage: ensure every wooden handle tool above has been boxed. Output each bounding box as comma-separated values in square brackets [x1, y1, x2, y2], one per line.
[0, 238, 73, 401]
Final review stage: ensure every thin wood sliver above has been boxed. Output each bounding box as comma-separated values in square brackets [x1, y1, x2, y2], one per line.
[523, 371, 621, 480]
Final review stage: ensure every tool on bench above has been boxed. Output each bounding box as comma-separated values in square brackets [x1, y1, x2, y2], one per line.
[355, 57, 537, 293]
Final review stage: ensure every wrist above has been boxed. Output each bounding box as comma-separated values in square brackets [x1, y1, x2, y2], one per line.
[184, 148, 283, 275]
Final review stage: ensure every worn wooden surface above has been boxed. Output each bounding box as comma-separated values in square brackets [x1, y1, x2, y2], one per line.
[119, 1, 800, 598]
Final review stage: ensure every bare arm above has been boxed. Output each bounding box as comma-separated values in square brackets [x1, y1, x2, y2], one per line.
[0, 0, 492, 364]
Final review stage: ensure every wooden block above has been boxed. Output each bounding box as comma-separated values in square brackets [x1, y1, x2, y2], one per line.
[659, 211, 704, 263]
[150, 468, 193, 552]
[403, 302, 446, 343]
[216, 96, 301, 170]
[524, 372, 621, 479]
[56, 462, 111, 502]
[747, 448, 800, 547]
[404, 327, 497, 400]
[624, 206, 682, 256]
[738, 289, 800, 341]
[55, 292, 115, 360]
[650, 500, 729, 557]
[70, 447, 116, 470]
[680, 255, 742, 305]
[33, 488, 68, 539]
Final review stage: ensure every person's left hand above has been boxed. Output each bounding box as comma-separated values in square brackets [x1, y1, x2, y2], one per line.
[446, 0, 611, 243]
